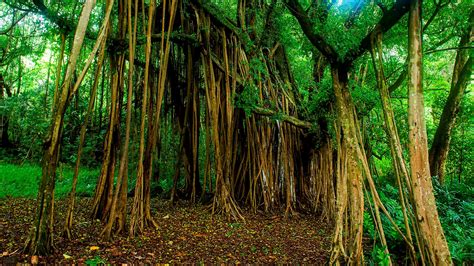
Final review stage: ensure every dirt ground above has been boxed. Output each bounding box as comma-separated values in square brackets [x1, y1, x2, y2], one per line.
[0, 197, 332, 264]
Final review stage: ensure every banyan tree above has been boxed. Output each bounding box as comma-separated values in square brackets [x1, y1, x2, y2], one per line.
[15, 0, 465, 264]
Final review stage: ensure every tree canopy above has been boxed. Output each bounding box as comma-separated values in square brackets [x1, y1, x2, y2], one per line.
[0, 0, 472, 264]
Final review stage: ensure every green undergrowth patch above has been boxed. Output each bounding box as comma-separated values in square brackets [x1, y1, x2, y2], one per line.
[0, 162, 99, 199]
[434, 179, 474, 264]
[364, 175, 474, 264]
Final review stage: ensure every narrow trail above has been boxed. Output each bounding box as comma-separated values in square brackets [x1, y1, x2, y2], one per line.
[0, 198, 332, 264]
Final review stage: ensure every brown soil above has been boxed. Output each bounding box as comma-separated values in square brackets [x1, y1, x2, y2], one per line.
[0, 197, 332, 264]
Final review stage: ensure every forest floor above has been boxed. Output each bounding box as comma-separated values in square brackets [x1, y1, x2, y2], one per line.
[0, 197, 332, 264]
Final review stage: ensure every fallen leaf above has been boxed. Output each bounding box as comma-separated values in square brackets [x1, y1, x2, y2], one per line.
[63, 253, 72, 259]
[89, 246, 100, 251]
[168, 241, 173, 245]
[163, 215, 170, 219]
[31, 255, 38, 265]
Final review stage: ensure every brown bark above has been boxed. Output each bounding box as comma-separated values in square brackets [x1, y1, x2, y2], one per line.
[91, 54, 123, 222]
[102, 0, 139, 240]
[253, 107, 312, 129]
[330, 65, 406, 264]
[63, 0, 113, 237]
[370, 29, 417, 263]
[312, 53, 327, 85]
[24, 0, 96, 255]
[97, 62, 106, 133]
[407, 0, 451, 263]
[91, 0, 126, 222]
[182, 52, 202, 201]
[52, 34, 66, 113]
[199, 14, 243, 220]
[44, 52, 53, 110]
[130, 0, 157, 237]
[329, 66, 365, 264]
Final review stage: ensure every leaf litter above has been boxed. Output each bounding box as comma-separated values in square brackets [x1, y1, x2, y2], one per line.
[0, 197, 332, 264]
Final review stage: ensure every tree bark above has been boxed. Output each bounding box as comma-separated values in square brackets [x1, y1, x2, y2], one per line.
[329, 66, 365, 264]
[91, 59, 122, 221]
[129, 0, 157, 237]
[63, 0, 113, 237]
[370, 29, 417, 263]
[101, 0, 132, 240]
[24, 0, 96, 255]
[407, 0, 451, 263]
[91, 0, 126, 222]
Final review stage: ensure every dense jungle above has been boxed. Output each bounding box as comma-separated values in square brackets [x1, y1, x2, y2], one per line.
[0, 0, 472, 264]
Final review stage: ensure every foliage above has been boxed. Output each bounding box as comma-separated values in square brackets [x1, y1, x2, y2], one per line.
[433, 178, 474, 264]
[369, 244, 391, 266]
[364, 174, 474, 264]
[235, 82, 260, 117]
[1, 90, 50, 161]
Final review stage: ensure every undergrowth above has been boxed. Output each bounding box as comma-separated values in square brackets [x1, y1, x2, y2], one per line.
[364, 176, 474, 264]
[0, 162, 99, 198]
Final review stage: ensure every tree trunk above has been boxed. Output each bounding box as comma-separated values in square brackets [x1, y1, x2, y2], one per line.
[407, 0, 451, 263]
[370, 30, 417, 263]
[183, 44, 202, 201]
[91, 51, 124, 221]
[44, 52, 53, 110]
[129, 0, 157, 237]
[102, 5, 132, 235]
[0, 73, 12, 148]
[92, 0, 126, 226]
[24, 0, 96, 255]
[52, 34, 66, 113]
[429, 13, 473, 184]
[63, 0, 113, 236]
[329, 65, 365, 264]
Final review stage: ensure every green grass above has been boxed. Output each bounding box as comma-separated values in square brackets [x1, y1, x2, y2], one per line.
[0, 163, 99, 199]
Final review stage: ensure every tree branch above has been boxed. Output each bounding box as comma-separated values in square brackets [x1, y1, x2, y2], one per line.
[423, 0, 448, 32]
[0, 12, 28, 35]
[425, 46, 474, 55]
[253, 106, 313, 129]
[285, 0, 338, 63]
[345, 0, 410, 63]
[31, 0, 74, 34]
